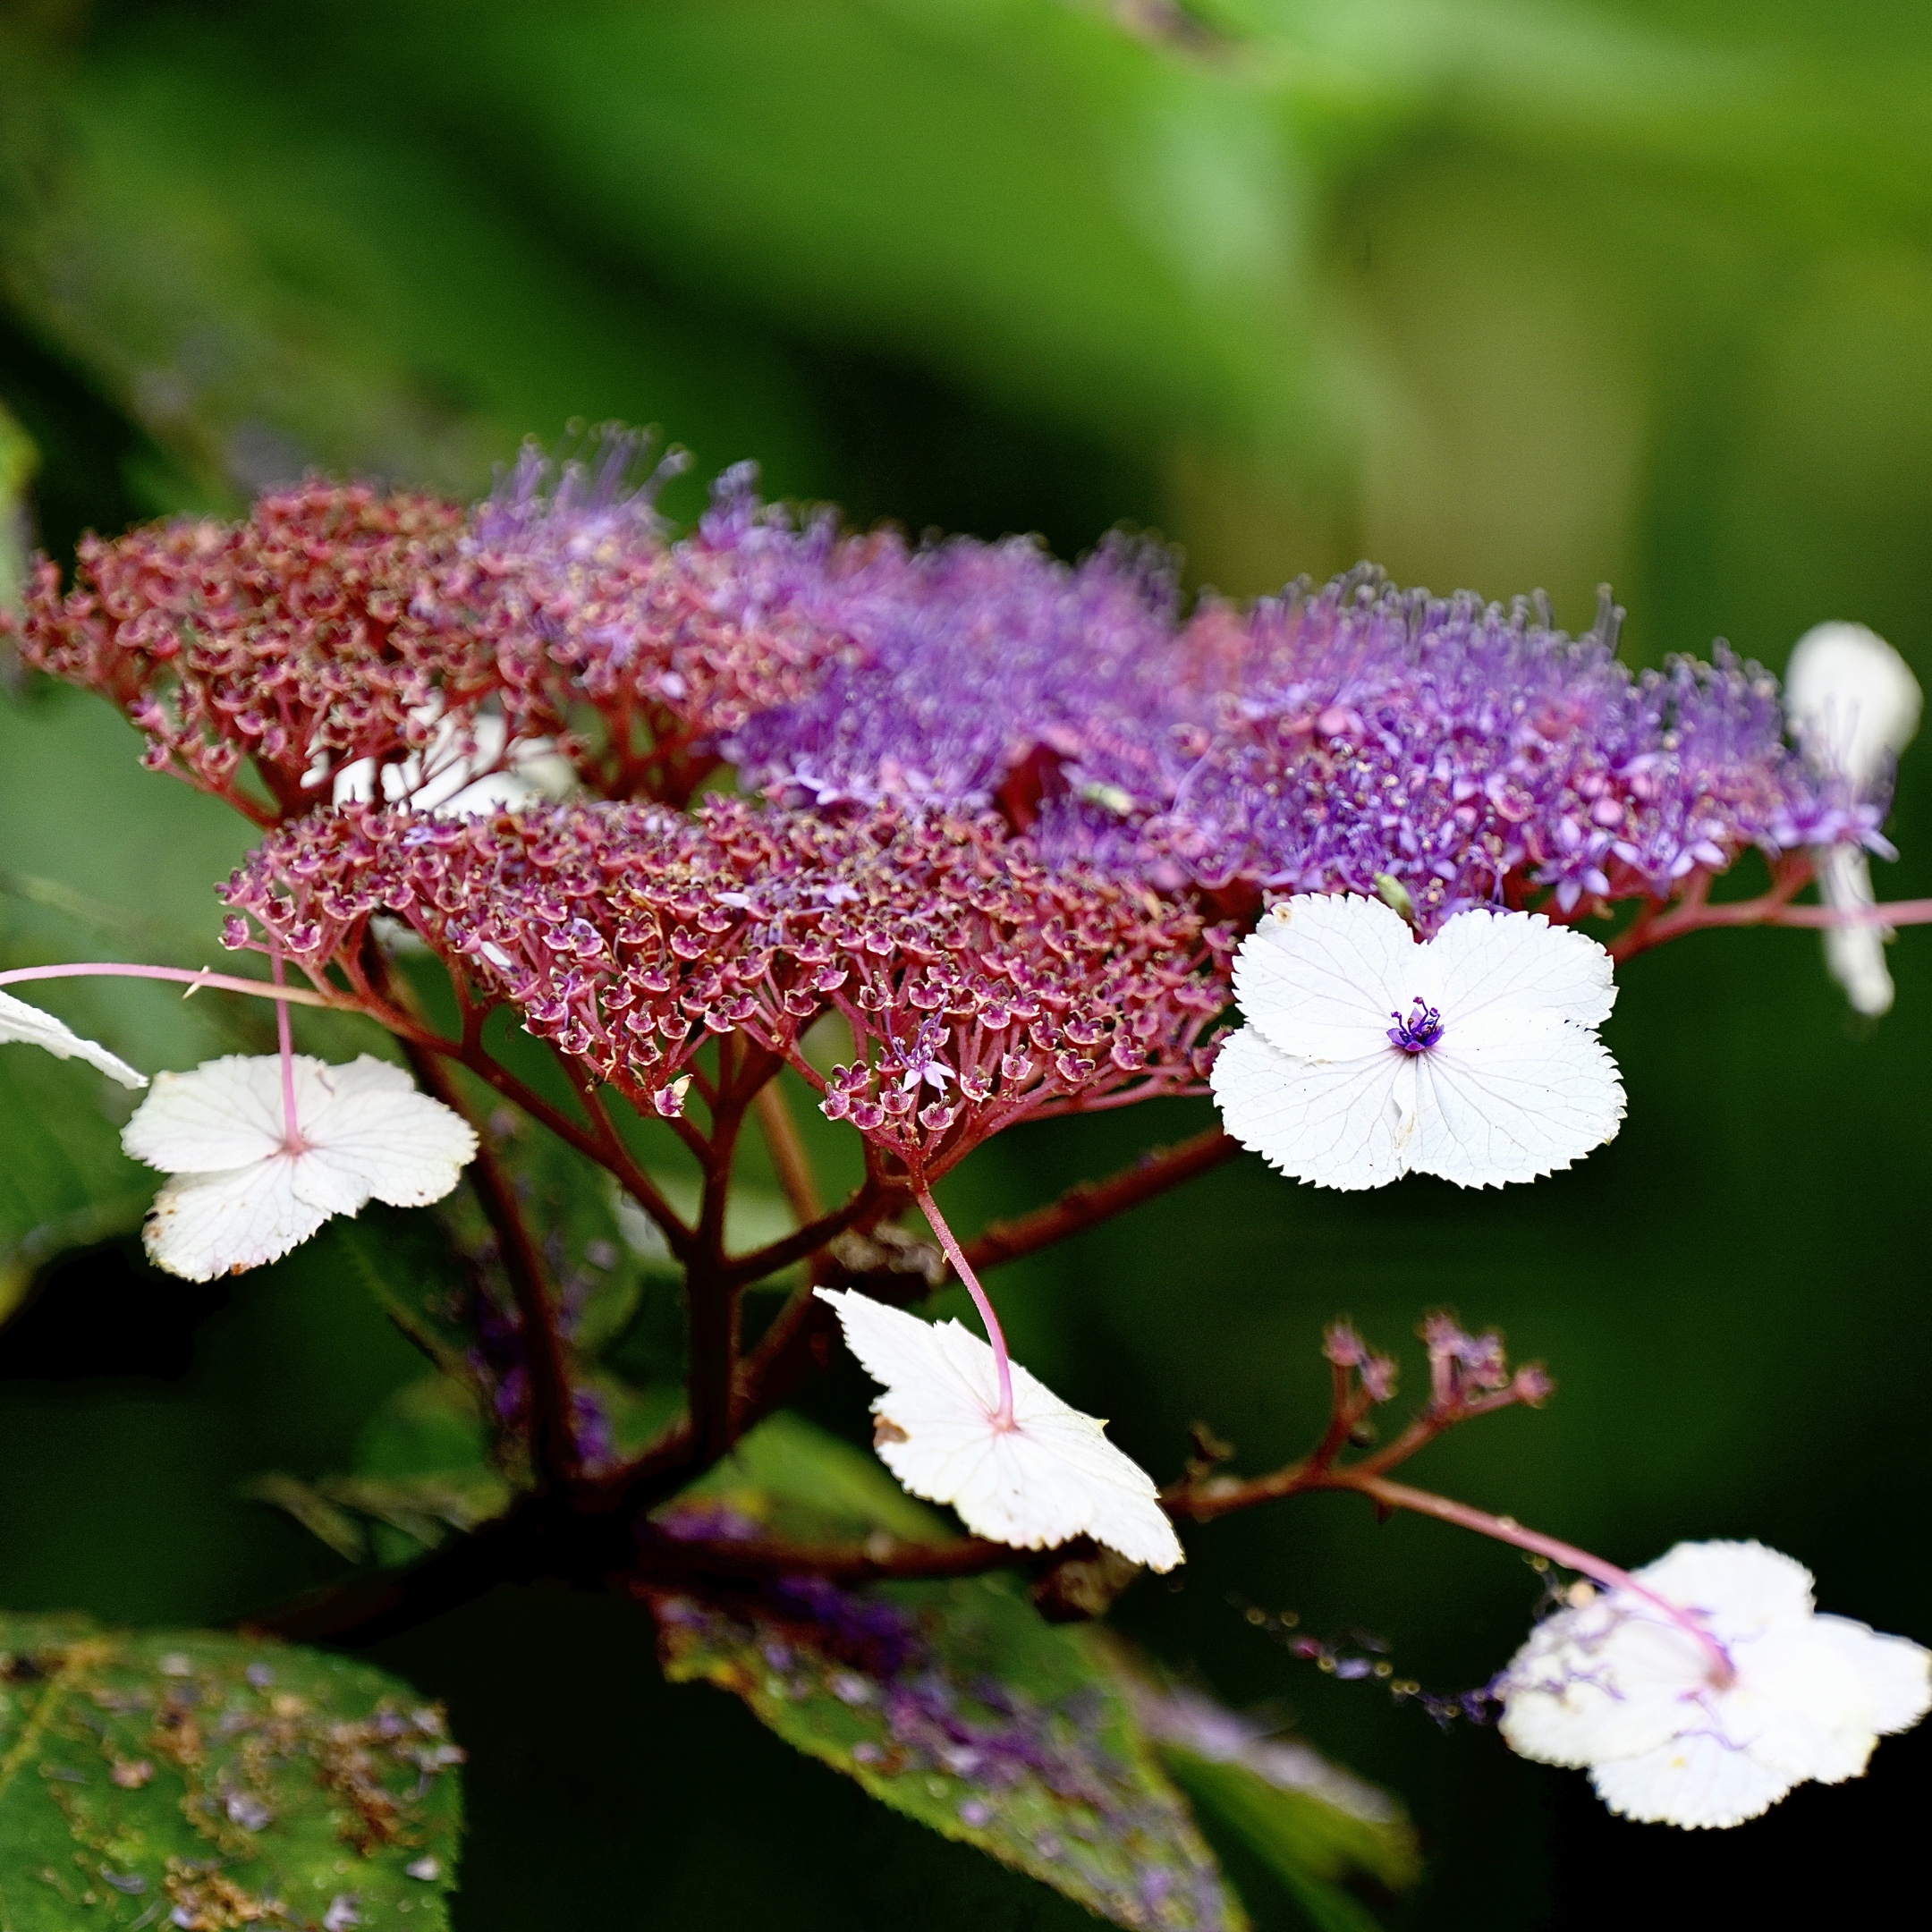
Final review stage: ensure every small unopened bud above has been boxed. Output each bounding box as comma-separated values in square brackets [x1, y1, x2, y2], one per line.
[1374, 873, 1418, 923]
[1513, 1363, 1555, 1406]
[1323, 1321, 1366, 1368]
[1360, 1354, 1399, 1402]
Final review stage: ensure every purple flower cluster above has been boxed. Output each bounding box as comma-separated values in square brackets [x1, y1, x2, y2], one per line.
[1066, 572, 1876, 931]
[449, 449, 858, 804]
[728, 530, 1190, 817]
[21, 452, 1880, 941]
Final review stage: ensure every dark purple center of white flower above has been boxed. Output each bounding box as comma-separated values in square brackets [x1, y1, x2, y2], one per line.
[1387, 996, 1444, 1054]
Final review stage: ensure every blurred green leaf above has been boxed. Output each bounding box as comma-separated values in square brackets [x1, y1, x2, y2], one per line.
[0, 1611, 462, 1927]
[0, 19, 817, 513]
[278, 0, 1325, 470]
[647, 1571, 1247, 1931]
[0, 396, 32, 613]
[0, 1044, 150, 1326]
[1161, 1750, 1414, 1932]
[674, 1408, 950, 1546]
[333, 1207, 484, 1390]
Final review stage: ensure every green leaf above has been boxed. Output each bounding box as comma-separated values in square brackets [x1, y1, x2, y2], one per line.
[0, 1049, 151, 1327]
[0, 19, 817, 513]
[0, 396, 32, 614]
[645, 1571, 1247, 1932]
[674, 1408, 950, 1546]
[0, 1611, 462, 1928]
[1160, 1753, 1413, 1932]
[1120, 1673, 1418, 1931]
[332, 1208, 484, 1387]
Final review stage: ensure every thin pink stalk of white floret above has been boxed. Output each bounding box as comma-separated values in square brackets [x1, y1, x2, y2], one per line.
[270, 947, 307, 1152]
[0, 961, 332, 1006]
[916, 1187, 1015, 1432]
[1364, 1476, 1739, 1689]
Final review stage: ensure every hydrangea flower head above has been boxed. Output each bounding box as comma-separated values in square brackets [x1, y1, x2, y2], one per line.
[1497, 1540, 1931, 1828]
[816, 1287, 1182, 1572]
[1210, 894, 1623, 1190]
[1784, 622, 1923, 1016]
[1092, 572, 1876, 930]
[123, 1054, 477, 1279]
[458, 453, 855, 804]
[4, 484, 547, 822]
[0, 990, 146, 1088]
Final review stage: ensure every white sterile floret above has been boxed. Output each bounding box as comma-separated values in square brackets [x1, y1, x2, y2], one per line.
[0, 988, 146, 1088]
[331, 709, 576, 815]
[815, 1287, 1182, 1572]
[1496, 1539, 1930, 1830]
[1784, 623, 1923, 1017]
[123, 1054, 478, 1281]
[1210, 894, 1623, 1191]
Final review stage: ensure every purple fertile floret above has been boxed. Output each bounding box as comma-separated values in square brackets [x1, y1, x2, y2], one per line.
[727, 531, 1187, 813]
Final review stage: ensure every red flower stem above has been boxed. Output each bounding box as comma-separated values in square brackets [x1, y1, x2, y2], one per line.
[0, 961, 333, 1005]
[688, 1045, 754, 1462]
[1350, 1473, 1736, 1688]
[916, 1187, 1014, 1430]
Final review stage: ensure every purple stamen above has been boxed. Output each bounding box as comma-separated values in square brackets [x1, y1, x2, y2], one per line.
[1387, 996, 1443, 1054]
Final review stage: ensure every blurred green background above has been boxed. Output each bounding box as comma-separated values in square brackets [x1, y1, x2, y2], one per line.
[2, 2, 1928, 1926]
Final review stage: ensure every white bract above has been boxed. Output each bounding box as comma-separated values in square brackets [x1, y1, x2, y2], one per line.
[1497, 1540, 1930, 1829]
[1785, 622, 1923, 1016]
[0, 988, 146, 1089]
[123, 1054, 477, 1281]
[330, 709, 576, 815]
[1210, 894, 1624, 1191]
[815, 1286, 1182, 1572]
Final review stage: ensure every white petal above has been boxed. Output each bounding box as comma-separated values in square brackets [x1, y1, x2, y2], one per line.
[1785, 622, 1921, 786]
[1636, 1540, 1816, 1636]
[142, 1158, 334, 1282]
[0, 988, 147, 1089]
[1419, 909, 1616, 1030]
[1232, 894, 1416, 1059]
[123, 1055, 292, 1173]
[1809, 1616, 1932, 1738]
[1589, 1733, 1798, 1830]
[1210, 1025, 1413, 1191]
[296, 1055, 478, 1207]
[1411, 1016, 1623, 1188]
[815, 1289, 1182, 1572]
[1816, 846, 1895, 1017]
[1733, 1624, 1889, 1784]
[1499, 1607, 1712, 1767]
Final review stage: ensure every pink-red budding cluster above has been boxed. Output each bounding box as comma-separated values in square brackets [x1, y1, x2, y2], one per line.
[4, 484, 553, 822]
[227, 800, 1235, 1174]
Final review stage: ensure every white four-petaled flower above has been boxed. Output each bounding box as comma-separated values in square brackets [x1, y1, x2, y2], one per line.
[0, 989, 146, 1089]
[1784, 622, 1923, 1016]
[815, 1286, 1182, 1572]
[1210, 894, 1624, 1191]
[1496, 1539, 1930, 1829]
[123, 1054, 477, 1280]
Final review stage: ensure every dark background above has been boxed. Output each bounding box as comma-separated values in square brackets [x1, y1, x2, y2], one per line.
[2, 4, 1928, 1925]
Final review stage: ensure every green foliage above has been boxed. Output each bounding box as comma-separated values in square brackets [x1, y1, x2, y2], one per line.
[677, 1408, 951, 1546]
[649, 1572, 1248, 1932]
[1160, 1748, 1417, 1932]
[0, 397, 32, 611]
[0, 1612, 462, 1929]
